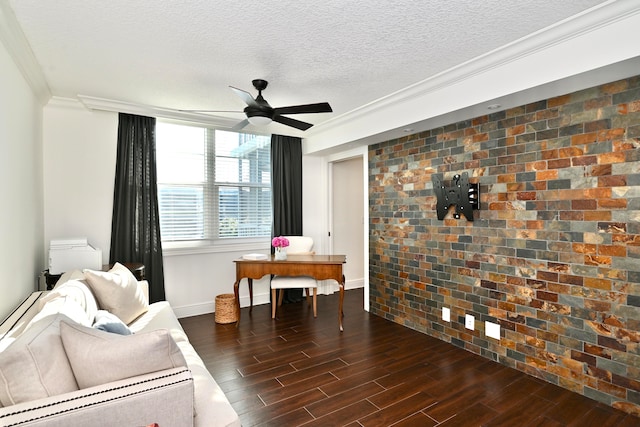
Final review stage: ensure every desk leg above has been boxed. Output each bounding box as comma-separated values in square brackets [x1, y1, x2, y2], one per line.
[339, 274, 345, 332]
[248, 278, 254, 313]
[234, 279, 241, 327]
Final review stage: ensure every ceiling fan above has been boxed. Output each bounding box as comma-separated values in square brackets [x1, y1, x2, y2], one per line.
[186, 79, 333, 131]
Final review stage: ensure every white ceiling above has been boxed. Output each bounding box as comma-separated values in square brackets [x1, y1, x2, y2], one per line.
[4, 0, 640, 150]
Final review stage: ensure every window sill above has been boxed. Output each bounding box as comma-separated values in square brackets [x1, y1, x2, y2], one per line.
[162, 239, 270, 257]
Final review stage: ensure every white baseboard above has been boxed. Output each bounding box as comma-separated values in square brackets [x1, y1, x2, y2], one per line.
[240, 292, 271, 308]
[173, 280, 364, 319]
[317, 277, 364, 295]
[173, 292, 272, 319]
[172, 301, 214, 319]
[345, 278, 364, 290]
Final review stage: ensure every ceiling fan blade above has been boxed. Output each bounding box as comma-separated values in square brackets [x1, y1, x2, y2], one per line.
[178, 109, 244, 113]
[274, 102, 332, 115]
[273, 115, 314, 131]
[230, 86, 260, 108]
[231, 119, 250, 131]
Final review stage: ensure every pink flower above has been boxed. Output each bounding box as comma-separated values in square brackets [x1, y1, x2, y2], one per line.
[272, 236, 290, 248]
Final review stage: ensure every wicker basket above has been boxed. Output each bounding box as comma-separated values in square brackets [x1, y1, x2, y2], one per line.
[215, 294, 238, 324]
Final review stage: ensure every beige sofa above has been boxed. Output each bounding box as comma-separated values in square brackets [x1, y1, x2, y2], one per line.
[0, 264, 240, 427]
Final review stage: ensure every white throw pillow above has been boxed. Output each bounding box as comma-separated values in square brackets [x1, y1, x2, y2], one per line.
[29, 294, 93, 328]
[53, 269, 87, 288]
[39, 279, 98, 324]
[60, 321, 187, 389]
[0, 314, 79, 406]
[83, 262, 148, 324]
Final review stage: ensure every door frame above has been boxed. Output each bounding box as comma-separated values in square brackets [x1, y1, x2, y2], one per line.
[325, 146, 369, 311]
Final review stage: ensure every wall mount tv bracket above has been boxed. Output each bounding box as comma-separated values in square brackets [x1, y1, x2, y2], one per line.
[432, 172, 480, 221]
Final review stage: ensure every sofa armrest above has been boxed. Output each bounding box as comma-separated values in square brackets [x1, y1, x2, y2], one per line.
[0, 368, 193, 427]
[0, 292, 46, 348]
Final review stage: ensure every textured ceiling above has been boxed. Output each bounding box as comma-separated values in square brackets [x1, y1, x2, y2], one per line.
[8, 0, 609, 134]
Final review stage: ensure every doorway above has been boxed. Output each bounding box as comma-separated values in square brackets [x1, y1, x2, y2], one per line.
[330, 157, 365, 291]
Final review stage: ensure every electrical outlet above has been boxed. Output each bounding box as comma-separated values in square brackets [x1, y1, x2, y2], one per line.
[485, 321, 500, 340]
[442, 307, 450, 322]
[465, 314, 475, 330]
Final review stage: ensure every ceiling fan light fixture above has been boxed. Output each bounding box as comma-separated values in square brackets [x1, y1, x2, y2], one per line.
[247, 115, 273, 126]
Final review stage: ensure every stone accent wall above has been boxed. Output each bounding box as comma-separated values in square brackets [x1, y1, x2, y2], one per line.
[369, 76, 640, 416]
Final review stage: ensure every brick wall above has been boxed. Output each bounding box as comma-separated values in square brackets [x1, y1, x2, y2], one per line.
[368, 75, 640, 416]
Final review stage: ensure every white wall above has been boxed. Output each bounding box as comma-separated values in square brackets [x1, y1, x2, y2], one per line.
[0, 40, 44, 321]
[163, 247, 271, 318]
[43, 99, 118, 261]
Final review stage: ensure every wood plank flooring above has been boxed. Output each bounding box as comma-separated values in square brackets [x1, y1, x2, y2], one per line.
[179, 289, 638, 426]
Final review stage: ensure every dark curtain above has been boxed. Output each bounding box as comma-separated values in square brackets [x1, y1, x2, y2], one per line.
[271, 134, 303, 302]
[110, 113, 165, 303]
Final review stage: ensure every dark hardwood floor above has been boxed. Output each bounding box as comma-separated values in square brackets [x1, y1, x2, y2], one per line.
[179, 289, 637, 426]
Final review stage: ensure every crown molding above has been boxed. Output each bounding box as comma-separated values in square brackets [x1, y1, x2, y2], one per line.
[0, 2, 51, 105]
[306, 0, 640, 137]
[46, 96, 86, 111]
[77, 95, 240, 128]
[76, 94, 305, 136]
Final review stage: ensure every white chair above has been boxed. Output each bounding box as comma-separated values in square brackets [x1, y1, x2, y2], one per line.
[270, 236, 318, 319]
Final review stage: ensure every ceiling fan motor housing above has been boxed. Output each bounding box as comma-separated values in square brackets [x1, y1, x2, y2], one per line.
[244, 91, 273, 119]
[252, 79, 268, 91]
[245, 106, 273, 119]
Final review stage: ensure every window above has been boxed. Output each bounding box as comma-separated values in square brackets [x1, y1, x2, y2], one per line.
[156, 122, 271, 245]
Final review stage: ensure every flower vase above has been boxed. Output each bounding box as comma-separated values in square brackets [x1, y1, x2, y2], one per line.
[274, 247, 287, 260]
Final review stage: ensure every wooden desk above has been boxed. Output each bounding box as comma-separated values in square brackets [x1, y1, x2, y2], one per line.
[233, 254, 347, 331]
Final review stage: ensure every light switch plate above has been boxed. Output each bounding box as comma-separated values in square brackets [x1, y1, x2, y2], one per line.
[442, 307, 450, 322]
[465, 314, 475, 330]
[486, 321, 500, 340]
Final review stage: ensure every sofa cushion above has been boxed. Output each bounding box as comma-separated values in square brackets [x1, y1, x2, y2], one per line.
[83, 262, 148, 324]
[129, 301, 189, 343]
[29, 294, 93, 329]
[0, 314, 79, 406]
[40, 279, 98, 324]
[60, 321, 187, 389]
[93, 310, 132, 335]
